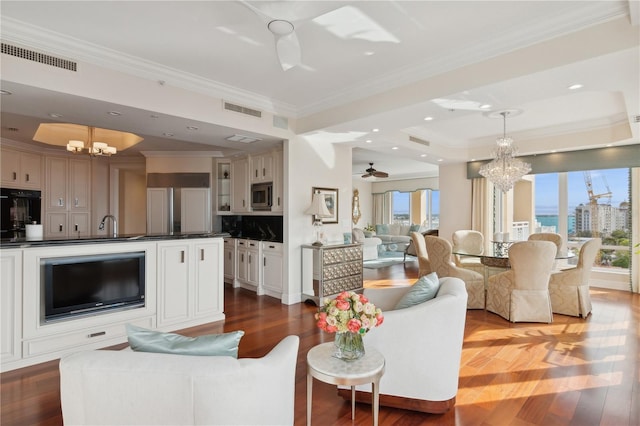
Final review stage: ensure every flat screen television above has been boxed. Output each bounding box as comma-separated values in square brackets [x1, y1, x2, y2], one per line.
[43, 251, 146, 322]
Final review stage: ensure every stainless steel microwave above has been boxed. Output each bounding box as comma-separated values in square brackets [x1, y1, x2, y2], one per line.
[251, 182, 273, 210]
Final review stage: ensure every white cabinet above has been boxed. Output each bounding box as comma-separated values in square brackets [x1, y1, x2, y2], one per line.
[223, 238, 236, 284]
[262, 241, 283, 297]
[1, 250, 22, 363]
[146, 188, 169, 234]
[271, 150, 283, 212]
[44, 156, 91, 237]
[157, 239, 223, 327]
[157, 241, 191, 325]
[250, 152, 274, 183]
[231, 157, 249, 212]
[1, 149, 42, 189]
[235, 239, 261, 292]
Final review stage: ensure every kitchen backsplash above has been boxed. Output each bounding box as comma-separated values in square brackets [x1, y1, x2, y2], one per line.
[221, 215, 283, 243]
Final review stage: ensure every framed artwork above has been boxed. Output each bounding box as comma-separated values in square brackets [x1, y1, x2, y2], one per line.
[313, 187, 338, 224]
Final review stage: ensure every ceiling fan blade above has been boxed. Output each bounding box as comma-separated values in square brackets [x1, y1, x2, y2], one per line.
[373, 171, 389, 178]
[274, 31, 301, 71]
[361, 173, 372, 178]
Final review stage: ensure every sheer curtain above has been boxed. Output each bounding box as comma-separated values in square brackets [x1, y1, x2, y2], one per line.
[471, 178, 492, 252]
[372, 192, 392, 225]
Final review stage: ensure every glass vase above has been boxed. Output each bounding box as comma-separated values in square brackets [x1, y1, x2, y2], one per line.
[333, 331, 365, 361]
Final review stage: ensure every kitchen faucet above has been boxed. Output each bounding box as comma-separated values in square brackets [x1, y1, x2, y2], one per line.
[98, 214, 118, 238]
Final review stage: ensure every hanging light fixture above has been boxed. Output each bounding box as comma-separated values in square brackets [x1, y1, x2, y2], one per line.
[479, 111, 531, 192]
[66, 126, 117, 157]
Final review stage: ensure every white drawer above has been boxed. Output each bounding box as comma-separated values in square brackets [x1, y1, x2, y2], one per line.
[261, 241, 283, 253]
[23, 316, 153, 357]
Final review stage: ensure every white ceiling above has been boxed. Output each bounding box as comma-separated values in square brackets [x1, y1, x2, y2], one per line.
[1, 1, 638, 181]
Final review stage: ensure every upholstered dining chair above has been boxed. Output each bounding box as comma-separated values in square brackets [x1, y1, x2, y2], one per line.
[451, 230, 484, 275]
[409, 231, 432, 277]
[529, 232, 563, 270]
[485, 240, 557, 323]
[424, 236, 485, 309]
[548, 238, 601, 318]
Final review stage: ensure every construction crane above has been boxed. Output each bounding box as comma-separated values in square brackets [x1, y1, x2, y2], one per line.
[583, 171, 612, 237]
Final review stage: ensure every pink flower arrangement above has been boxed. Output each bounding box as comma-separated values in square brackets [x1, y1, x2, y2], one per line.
[315, 291, 384, 334]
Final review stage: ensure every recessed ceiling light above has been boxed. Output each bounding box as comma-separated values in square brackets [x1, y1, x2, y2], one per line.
[48, 113, 63, 118]
[372, 128, 379, 132]
[437, 159, 443, 162]
[479, 104, 492, 110]
[470, 158, 476, 161]
[568, 84, 583, 90]
[364, 51, 375, 56]
[108, 111, 122, 116]
[550, 150, 557, 153]
[365, 139, 372, 143]
[0, 90, 12, 95]
[424, 116, 433, 121]
[420, 154, 427, 157]
[606, 144, 613, 147]
[186, 126, 199, 131]
[392, 146, 398, 150]
[163, 132, 174, 137]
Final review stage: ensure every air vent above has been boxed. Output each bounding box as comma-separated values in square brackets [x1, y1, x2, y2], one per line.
[633, 115, 640, 123]
[1, 43, 77, 71]
[226, 134, 262, 143]
[223, 101, 262, 118]
[409, 135, 430, 146]
[273, 115, 289, 130]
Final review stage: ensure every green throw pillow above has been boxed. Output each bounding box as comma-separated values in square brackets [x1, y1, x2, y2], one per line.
[409, 224, 422, 233]
[376, 224, 389, 235]
[394, 272, 440, 310]
[126, 324, 244, 358]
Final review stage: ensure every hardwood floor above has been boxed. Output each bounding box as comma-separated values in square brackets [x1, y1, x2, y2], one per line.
[2, 259, 639, 425]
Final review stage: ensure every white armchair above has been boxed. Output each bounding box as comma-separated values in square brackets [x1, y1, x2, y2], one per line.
[59, 336, 299, 425]
[352, 227, 382, 260]
[338, 277, 468, 413]
[549, 238, 601, 317]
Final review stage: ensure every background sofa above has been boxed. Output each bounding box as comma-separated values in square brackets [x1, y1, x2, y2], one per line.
[374, 223, 427, 252]
[59, 335, 299, 425]
[352, 227, 382, 260]
[338, 277, 468, 413]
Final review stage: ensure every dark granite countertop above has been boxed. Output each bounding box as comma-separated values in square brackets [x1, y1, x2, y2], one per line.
[0, 232, 230, 249]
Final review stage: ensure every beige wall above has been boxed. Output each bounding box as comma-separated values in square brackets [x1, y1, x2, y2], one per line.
[439, 163, 472, 244]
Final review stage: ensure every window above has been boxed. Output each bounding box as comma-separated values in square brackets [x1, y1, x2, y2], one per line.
[388, 189, 439, 229]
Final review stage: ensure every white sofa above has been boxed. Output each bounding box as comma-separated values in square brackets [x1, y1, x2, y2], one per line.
[338, 277, 468, 413]
[374, 223, 426, 251]
[59, 335, 299, 425]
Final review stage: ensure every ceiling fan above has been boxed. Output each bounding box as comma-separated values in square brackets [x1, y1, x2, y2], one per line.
[361, 163, 389, 179]
[241, 1, 302, 71]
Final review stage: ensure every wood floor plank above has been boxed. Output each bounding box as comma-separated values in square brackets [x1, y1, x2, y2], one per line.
[2, 258, 639, 425]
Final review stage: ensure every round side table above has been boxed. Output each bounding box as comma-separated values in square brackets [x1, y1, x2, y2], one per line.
[306, 342, 385, 426]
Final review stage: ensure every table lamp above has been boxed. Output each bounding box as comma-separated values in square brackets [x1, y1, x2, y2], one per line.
[304, 191, 332, 246]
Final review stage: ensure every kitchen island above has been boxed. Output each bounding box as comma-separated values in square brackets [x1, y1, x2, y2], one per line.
[1, 233, 227, 372]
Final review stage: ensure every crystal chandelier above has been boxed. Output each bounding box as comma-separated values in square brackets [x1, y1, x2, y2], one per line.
[479, 111, 531, 192]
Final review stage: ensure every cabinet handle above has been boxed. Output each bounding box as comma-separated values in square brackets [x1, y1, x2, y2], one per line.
[88, 331, 106, 338]
[277, 197, 280, 206]
[241, 253, 244, 262]
[200, 248, 204, 261]
[180, 250, 185, 263]
[74, 198, 79, 207]
[255, 169, 258, 178]
[74, 224, 78, 232]
[25, 173, 30, 182]
[263, 257, 266, 266]
[262, 167, 266, 176]
[58, 198, 64, 207]
[242, 199, 245, 207]
[59, 224, 63, 232]
[12, 172, 16, 181]
[249, 254, 252, 264]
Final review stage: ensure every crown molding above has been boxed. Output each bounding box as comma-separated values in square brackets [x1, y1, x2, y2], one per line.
[1, 17, 298, 118]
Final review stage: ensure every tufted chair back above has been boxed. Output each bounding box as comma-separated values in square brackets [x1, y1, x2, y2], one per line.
[452, 230, 484, 256]
[509, 241, 557, 290]
[528, 233, 563, 255]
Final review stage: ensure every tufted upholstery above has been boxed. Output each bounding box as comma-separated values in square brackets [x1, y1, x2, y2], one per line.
[451, 230, 484, 275]
[486, 241, 556, 323]
[549, 238, 601, 317]
[424, 236, 485, 309]
[528, 232, 563, 254]
[410, 231, 432, 277]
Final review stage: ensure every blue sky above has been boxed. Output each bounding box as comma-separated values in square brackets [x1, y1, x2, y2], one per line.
[535, 168, 629, 215]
